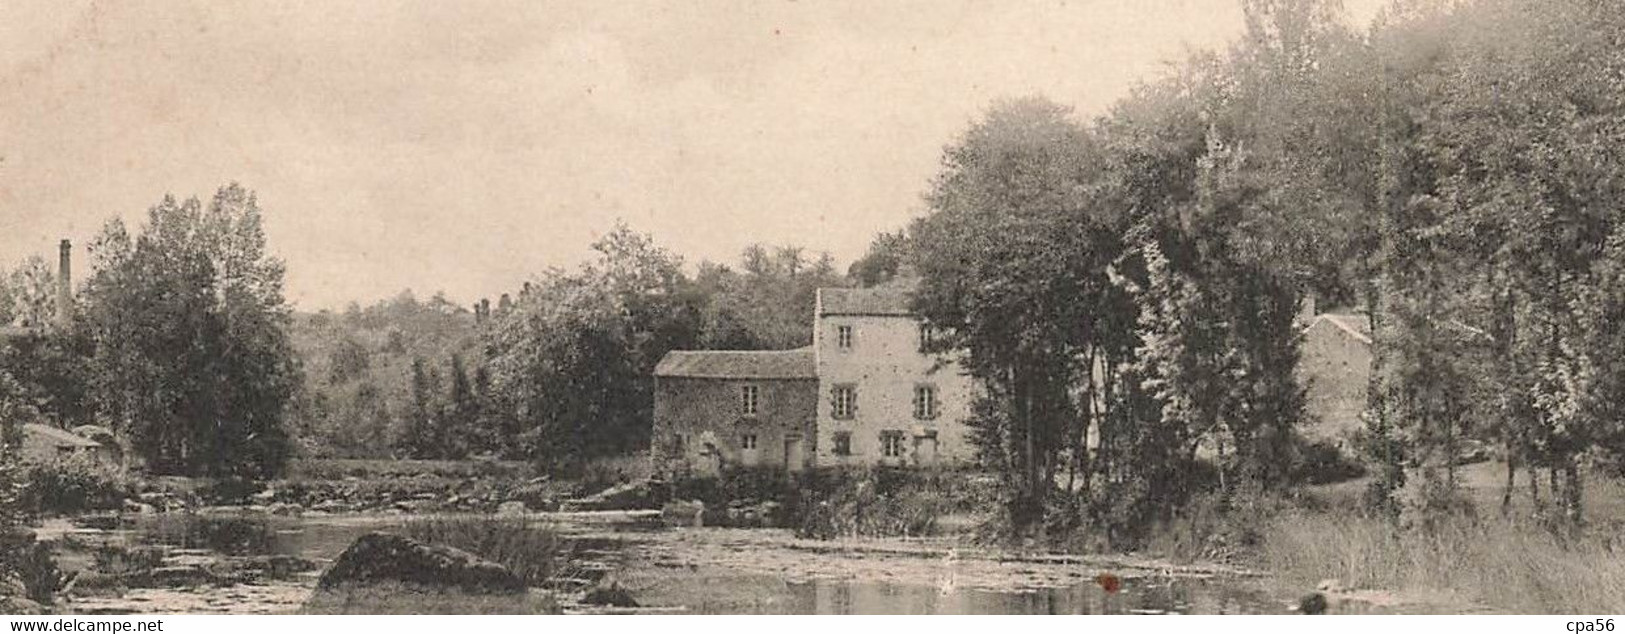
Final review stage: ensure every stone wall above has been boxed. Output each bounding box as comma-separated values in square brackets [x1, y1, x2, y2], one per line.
[652, 376, 818, 476]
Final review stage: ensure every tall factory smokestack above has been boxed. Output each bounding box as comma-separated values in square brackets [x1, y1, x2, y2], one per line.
[56, 239, 71, 329]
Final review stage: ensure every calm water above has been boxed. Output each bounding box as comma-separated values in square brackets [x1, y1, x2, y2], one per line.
[100, 513, 1285, 615]
[773, 578, 1279, 615]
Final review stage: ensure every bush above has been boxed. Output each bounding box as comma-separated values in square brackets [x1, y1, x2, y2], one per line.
[1290, 439, 1366, 485]
[3, 540, 68, 605]
[22, 459, 130, 517]
[401, 517, 568, 587]
[793, 467, 956, 539]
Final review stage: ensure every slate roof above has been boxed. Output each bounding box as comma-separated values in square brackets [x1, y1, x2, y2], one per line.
[23, 423, 101, 448]
[655, 347, 817, 380]
[817, 280, 918, 317]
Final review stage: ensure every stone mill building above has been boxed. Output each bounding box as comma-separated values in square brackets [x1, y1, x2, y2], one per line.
[651, 280, 975, 476]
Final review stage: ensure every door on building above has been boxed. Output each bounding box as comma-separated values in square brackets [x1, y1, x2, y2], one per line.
[697, 432, 722, 477]
[913, 430, 938, 466]
[784, 434, 805, 472]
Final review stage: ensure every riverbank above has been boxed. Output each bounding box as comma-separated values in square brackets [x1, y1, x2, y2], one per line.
[26, 508, 1283, 615]
[25, 504, 1544, 615]
[19, 458, 1620, 614]
[1248, 460, 1625, 614]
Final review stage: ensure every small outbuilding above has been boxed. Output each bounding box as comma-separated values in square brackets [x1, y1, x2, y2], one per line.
[21, 422, 104, 464]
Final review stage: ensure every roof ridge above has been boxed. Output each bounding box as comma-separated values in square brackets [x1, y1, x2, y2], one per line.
[1318, 314, 1372, 345]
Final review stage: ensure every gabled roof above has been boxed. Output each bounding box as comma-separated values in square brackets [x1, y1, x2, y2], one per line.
[655, 348, 816, 380]
[24, 423, 101, 448]
[818, 280, 918, 317]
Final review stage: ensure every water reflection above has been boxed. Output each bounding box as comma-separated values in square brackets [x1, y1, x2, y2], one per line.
[128, 514, 389, 562]
[782, 577, 1276, 615]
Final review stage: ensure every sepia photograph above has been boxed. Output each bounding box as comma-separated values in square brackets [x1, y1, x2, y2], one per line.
[1, 0, 1623, 622]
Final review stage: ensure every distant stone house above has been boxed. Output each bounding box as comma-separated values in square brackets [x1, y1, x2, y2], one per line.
[652, 280, 976, 475]
[21, 422, 104, 463]
[1297, 308, 1373, 442]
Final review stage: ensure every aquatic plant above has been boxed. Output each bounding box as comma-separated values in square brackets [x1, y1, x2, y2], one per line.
[401, 517, 568, 587]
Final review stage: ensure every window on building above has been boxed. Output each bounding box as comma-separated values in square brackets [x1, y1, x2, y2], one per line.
[832, 432, 852, 456]
[918, 323, 935, 352]
[913, 384, 938, 420]
[832, 385, 856, 419]
[880, 431, 905, 458]
[836, 325, 854, 350]
[740, 434, 758, 450]
[741, 384, 760, 416]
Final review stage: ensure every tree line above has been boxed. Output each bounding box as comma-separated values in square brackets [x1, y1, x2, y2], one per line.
[282, 226, 852, 466]
[0, 183, 854, 477]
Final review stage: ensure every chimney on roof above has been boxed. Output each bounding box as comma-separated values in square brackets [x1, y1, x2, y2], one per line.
[56, 239, 72, 330]
[1296, 289, 1318, 328]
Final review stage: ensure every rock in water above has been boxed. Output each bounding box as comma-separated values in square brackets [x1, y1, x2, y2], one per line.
[581, 581, 638, 607]
[660, 500, 704, 528]
[317, 532, 525, 594]
[1298, 592, 1328, 615]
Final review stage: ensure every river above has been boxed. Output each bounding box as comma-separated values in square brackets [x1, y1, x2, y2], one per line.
[42, 511, 1296, 615]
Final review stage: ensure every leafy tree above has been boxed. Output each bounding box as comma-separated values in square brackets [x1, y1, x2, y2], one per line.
[5, 257, 58, 328]
[848, 231, 912, 288]
[484, 224, 704, 470]
[80, 184, 299, 478]
[326, 337, 371, 385]
[0, 368, 34, 535]
[442, 354, 476, 460]
[0, 269, 16, 326]
[695, 244, 847, 349]
[912, 97, 1121, 535]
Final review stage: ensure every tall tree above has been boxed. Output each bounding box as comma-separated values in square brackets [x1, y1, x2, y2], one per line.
[80, 184, 299, 478]
[484, 224, 704, 470]
[913, 97, 1121, 535]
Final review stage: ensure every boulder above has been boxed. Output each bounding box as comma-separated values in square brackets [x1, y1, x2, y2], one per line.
[311, 499, 351, 514]
[0, 596, 46, 615]
[660, 500, 704, 528]
[317, 532, 525, 595]
[581, 581, 638, 608]
[496, 501, 527, 516]
[561, 480, 653, 512]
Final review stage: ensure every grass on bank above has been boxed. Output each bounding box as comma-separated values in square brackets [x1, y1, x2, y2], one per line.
[400, 516, 571, 587]
[1260, 511, 1625, 613]
[1253, 462, 1625, 613]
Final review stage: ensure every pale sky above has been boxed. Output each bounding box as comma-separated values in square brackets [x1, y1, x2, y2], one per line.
[0, 0, 1386, 311]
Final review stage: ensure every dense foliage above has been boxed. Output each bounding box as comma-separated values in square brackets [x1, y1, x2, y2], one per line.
[896, 0, 1625, 542]
[0, 184, 301, 479]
